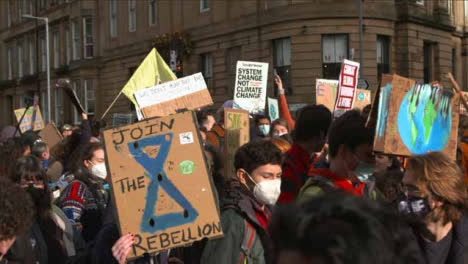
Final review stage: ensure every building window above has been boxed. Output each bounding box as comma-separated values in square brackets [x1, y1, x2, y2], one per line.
[72, 80, 81, 124]
[53, 31, 59, 68]
[423, 42, 433, 83]
[72, 21, 80, 60]
[322, 34, 348, 79]
[83, 17, 94, 58]
[7, 47, 12, 80]
[84, 80, 95, 115]
[29, 37, 35, 75]
[200, 0, 209, 12]
[377, 35, 390, 83]
[129, 0, 136, 32]
[200, 54, 213, 89]
[41, 90, 49, 122]
[448, 0, 453, 16]
[110, 0, 117, 37]
[18, 43, 24, 78]
[416, 0, 424, 6]
[149, 0, 157, 25]
[40, 35, 47, 72]
[39, 0, 45, 10]
[226, 46, 241, 95]
[65, 26, 70, 64]
[55, 87, 64, 124]
[28, 0, 33, 15]
[451, 48, 456, 76]
[18, 0, 24, 23]
[465, 0, 468, 17]
[7, 0, 11, 27]
[273, 38, 292, 95]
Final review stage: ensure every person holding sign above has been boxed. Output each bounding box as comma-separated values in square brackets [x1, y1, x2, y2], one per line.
[201, 141, 282, 264]
[274, 74, 295, 129]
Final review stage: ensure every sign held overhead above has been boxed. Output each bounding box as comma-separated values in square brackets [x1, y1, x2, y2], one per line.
[233, 61, 269, 114]
[134, 73, 213, 119]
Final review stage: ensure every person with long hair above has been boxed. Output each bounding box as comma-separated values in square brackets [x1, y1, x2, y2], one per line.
[7, 155, 72, 263]
[56, 142, 108, 243]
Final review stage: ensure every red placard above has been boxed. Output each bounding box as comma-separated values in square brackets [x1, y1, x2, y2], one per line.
[334, 59, 360, 117]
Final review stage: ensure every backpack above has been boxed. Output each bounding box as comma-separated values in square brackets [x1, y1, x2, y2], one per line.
[186, 206, 256, 264]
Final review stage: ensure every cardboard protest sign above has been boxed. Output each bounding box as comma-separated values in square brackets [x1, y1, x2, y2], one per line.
[102, 112, 222, 259]
[353, 89, 372, 110]
[374, 74, 459, 158]
[316, 79, 339, 112]
[268, 97, 279, 121]
[134, 73, 213, 118]
[14, 107, 45, 133]
[334, 59, 360, 117]
[224, 109, 250, 177]
[233, 61, 269, 114]
[39, 123, 63, 150]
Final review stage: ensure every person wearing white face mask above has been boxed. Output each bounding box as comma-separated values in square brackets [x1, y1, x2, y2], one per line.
[201, 141, 283, 264]
[56, 142, 109, 243]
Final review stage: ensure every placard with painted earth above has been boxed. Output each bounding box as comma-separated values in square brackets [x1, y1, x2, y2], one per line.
[397, 84, 453, 154]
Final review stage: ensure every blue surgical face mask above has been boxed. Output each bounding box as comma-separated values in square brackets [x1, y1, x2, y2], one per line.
[354, 161, 376, 182]
[258, 125, 270, 136]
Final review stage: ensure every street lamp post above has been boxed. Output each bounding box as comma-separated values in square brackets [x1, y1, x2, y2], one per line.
[23, 14, 50, 123]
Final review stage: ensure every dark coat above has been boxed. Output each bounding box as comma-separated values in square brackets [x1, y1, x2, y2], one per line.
[415, 215, 468, 264]
[201, 179, 273, 264]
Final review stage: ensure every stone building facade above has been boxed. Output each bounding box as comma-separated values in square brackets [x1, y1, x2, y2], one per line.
[0, 0, 467, 126]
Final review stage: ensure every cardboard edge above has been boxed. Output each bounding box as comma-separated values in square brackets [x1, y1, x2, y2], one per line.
[190, 111, 224, 226]
[100, 131, 125, 251]
[103, 111, 224, 259]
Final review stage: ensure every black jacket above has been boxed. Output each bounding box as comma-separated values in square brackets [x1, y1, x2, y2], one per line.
[415, 215, 468, 264]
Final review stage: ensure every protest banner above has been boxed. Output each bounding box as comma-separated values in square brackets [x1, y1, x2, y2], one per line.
[233, 61, 269, 114]
[374, 74, 459, 159]
[316, 79, 339, 112]
[224, 108, 250, 177]
[39, 123, 63, 151]
[268, 97, 279, 121]
[334, 59, 360, 117]
[353, 89, 372, 110]
[102, 111, 222, 259]
[134, 73, 213, 118]
[14, 106, 45, 133]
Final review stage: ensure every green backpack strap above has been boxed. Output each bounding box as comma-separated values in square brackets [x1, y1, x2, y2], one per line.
[238, 220, 256, 264]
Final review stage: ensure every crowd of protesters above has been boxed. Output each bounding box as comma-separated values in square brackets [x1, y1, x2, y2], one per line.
[1, 74, 468, 264]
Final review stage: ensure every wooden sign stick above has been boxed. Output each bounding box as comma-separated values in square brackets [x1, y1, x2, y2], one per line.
[447, 72, 468, 111]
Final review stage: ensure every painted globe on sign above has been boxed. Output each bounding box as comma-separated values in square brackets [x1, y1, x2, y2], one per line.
[269, 104, 277, 120]
[397, 84, 452, 155]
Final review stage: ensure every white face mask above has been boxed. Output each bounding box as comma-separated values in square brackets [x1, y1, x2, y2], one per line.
[245, 171, 281, 205]
[90, 162, 107, 180]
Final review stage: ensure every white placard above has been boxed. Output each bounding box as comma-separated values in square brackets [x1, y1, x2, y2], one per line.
[233, 61, 269, 114]
[134, 73, 207, 108]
